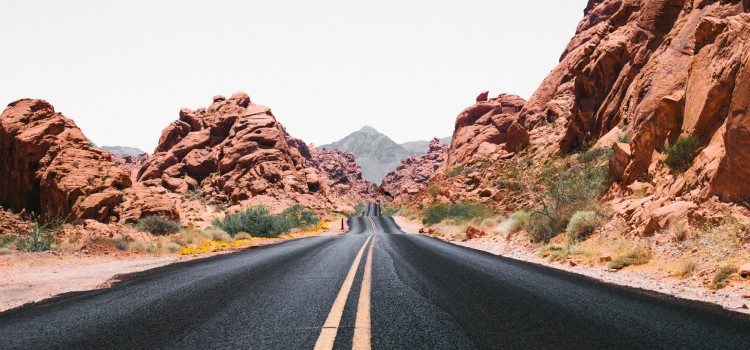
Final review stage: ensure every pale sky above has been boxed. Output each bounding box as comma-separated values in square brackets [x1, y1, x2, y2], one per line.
[0, 0, 588, 152]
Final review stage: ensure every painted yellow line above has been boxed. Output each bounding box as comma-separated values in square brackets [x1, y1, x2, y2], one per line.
[368, 217, 377, 233]
[353, 236, 375, 349]
[314, 234, 373, 350]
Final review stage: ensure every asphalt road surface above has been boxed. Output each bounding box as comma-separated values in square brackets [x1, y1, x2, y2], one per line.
[2, 203, 750, 349]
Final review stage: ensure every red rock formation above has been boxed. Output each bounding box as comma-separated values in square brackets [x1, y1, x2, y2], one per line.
[309, 146, 374, 204]
[447, 94, 529, 165]
[110, 152, 149, 180]
[0, 99, 176, 223]
[138, 92, 329, 207]
[381, 138, 447, 201]
[413, 0, 750, 241]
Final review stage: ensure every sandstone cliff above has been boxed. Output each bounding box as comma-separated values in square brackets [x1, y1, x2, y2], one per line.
[0, 99, 177, 223]
[309, 147, 375, 205]
[414, 0, 750, 240]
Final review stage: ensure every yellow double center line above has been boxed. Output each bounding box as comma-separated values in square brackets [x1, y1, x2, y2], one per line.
[314, 217, 378, 350]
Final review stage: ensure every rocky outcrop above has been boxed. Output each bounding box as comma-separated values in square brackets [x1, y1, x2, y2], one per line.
[0, 99, 176, 223]
[309, 147, 374, 204]
[110, 152, 149, 180]
[381, 138, 448, 201]
[447, 94, 529, 166]
[413, 1, 750, 242]
[519, 0, 750, 204]
[137, 93, 330, 207]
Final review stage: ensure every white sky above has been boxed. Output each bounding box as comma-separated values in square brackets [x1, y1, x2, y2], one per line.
[0, 0, 588, 152]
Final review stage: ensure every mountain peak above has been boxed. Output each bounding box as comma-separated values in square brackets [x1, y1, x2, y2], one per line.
[358, 126, 380, 134]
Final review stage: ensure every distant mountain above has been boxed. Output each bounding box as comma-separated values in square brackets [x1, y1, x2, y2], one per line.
[100, 145, 146, 157]
[400, 137, 452, 154]
[320, 126, 415, 184]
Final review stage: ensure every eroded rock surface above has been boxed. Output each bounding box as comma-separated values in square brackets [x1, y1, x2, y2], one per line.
[381, 138, 448, 201]
[138, 92, 354, 209]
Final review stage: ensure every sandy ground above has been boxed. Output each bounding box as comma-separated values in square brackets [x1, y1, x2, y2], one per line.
[0, 220, 349, 312]
[392, 216, 750, 315]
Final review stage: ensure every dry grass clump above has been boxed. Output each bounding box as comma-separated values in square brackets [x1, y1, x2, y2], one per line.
[234, 232, 252, 240]
[710, 265, 737, 290]
[608, 246, 651, 270]
[0, 247, 11, 255]
[127, 240, 151, 253]
[204, 228, 232, 242]
[672, 260, 699, 278]
[565, 210, 604, 244]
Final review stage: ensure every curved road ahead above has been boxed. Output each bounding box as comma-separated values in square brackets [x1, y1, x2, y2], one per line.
[2, 203, 750, 349]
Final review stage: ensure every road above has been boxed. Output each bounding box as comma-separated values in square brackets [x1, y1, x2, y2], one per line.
[2, 203, 750, 349]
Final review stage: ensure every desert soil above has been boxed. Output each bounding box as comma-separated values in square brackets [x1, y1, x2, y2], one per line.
[392, 216, 750, 315]
[0, 220, 349, 312]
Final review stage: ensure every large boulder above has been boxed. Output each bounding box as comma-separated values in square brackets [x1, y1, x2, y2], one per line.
[447, 94, 529, 166]
[0, 99, 133, 222]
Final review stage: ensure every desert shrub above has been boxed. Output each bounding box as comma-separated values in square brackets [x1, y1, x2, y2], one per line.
[182, 227, 212, 244]
[565, 210, 603, 243]
[136, 216, 181, 235]
[608, 247, 651, 270]
[0, 247, 11, 255]
[578, 148, 609, 164]
[673, 260, 699, 278]
[665, 136, 700, 173]
[353, 203, 366, 216]
[422, 203, 494, 225]
[540, 244, 569, 262]
[127, 240, 151, 253]
[529, 160, 610, 242]
[494, 211, 530, 235]
[617, 132, 632, 144]
[161, 242, 182, 254]
[445, 166, 463, 178]
[17, 223, 57, 252]
[427, 184, 441, 197]
[204, 228, 232, 242]
[710, 265, 737, 290]
[213, 205, 319, 238]
[234, 232, 253, 240]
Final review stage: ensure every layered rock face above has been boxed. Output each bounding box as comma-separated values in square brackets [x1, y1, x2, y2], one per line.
[418, 0, 750, 238]
[527, 0, 750, 203]
[309, 147, 374, 203]
[137, 93, 329, 207]
[381, 138, 448, 201]
[0, 99, 175, 223]
[447, 94, 529, 166]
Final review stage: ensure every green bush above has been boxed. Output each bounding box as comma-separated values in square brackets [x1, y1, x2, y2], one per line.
[529, 162, 609, 242]
[16, 222, 57, 252]
[136, 216, 181, 235]
[213, 205, 319, 237]
[665, 136, 700, 173]
[608, 247, 651, 270]
[422, 203, 494, 225]
[617, 132, 632, 144]
[565, 210, 602, 243]
[353, 203, 366, 216]
[445, 166, 463, 178]
[710, 265, 737, 290]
